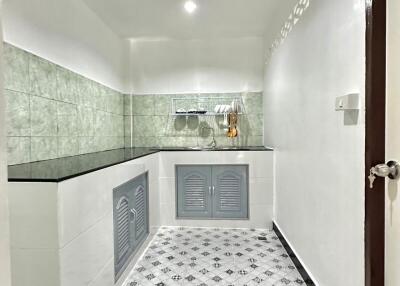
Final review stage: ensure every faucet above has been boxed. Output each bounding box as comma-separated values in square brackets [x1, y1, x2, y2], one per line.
[201, 126, 217, 148]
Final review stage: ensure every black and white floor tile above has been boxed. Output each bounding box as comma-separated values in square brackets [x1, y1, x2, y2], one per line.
[124, 227, 305, 286]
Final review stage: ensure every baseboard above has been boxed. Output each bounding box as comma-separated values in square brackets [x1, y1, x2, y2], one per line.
[273, 222, 317, 286]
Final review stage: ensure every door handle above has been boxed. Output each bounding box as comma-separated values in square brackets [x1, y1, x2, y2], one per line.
[212, 186, 215, 196]
[130, 208, 137, 222]
[208, 186, 212, 195]
[369, 160, 400, 189]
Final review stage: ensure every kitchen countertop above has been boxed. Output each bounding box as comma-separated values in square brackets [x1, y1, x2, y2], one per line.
[8, 146, 273, 182]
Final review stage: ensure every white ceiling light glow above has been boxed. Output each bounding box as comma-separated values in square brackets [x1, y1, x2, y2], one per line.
[184, 0, 197, 14]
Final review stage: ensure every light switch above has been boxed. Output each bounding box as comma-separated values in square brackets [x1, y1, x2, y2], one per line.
[335, 93, 360, 111]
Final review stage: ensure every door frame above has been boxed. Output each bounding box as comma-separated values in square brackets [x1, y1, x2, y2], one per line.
[365, 0, 386, 285]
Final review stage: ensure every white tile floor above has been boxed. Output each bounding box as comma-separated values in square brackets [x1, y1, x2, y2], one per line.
[123, 227, 305, 286]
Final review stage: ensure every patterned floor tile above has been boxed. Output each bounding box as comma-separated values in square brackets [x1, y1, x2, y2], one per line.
[123, 227, 304, 286]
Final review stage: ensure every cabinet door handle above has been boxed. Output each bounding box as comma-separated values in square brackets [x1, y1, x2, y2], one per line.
[208, 186, 212, 195]
[212, 186, 215, 196]
[130, 208, 137, 222]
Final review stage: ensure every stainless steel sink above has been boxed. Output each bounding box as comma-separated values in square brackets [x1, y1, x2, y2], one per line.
[185, 147, 216, 150]
[154, 146, 253, 151]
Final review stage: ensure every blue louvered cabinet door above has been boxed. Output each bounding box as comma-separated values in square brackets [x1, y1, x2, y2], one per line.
[212, 166, 248, 219]
[177, 166, 212, 218]
[113, 172, 149, 282]
[113, 180, 136, 280]
[132, 173, 148, 248]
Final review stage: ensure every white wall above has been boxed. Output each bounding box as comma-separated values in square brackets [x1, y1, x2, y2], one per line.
[129, 37, 265, 94]
[3, 0, 129, 92]
[0, 1, 12, 284]
[263, 1, 365, 285]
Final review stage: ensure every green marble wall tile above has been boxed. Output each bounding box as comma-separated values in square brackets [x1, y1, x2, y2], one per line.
[58, 137, 79, 157]
[93, 82, 107, 111]
[106, 89, 124, 115]
[77, 106, 95, 136]
[132, 95, 154, 115]
[103, 136, 124, 151]
[123, 94, 133, 116]
[129, 92, 265, 148]
[5, 89, 30, 136]
[94, 110, 107, 136]
[6, 44, 265, 163]
[124, 136, 133, 148]
[29, 54, 58, 99]
[153, 116, 169, 136]
[124, 116, 133, 138]
[78, 136, 95, 155]
[133, 116, 155, 137]
[173, 96, 198, 112]
[239, 114, 263, 136]
[56, 67, 79, 104]
[154, 94, 173, 115]
[5, 44, 126, 164]
[92, 136, 106, 152]
[115, 136, 125, 149]
[233, 135, 263, 147]
[31, 137, 58, 162]
[7, 137, 31, 165]
[159, 136, 198, 147]
[111, 115, 124, 137]
[133, 136, 159, 147]
[247, 135, 264, 146]
[77, 75, 96, 108]
[57, 102, 78, 136]
[242, 92, 263, 115]
[4, 43, 30, 93]
[31, 96, 58, 136]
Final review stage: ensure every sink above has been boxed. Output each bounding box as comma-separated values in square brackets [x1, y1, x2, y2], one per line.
[186, 147, 215, 150]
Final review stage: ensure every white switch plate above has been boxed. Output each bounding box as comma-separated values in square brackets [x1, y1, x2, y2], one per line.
[335, 93, 360, 111]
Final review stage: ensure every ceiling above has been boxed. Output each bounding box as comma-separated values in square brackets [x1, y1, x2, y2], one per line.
[82, 0, 298, 40]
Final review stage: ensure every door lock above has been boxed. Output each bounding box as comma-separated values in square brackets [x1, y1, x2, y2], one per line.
[369, 160, 400, 189]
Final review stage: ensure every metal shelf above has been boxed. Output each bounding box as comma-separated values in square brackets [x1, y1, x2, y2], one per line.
[169, 112, 244, 116]
[170, 96, 245, 116]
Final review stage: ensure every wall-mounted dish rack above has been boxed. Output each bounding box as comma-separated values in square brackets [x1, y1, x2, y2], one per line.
[170, 96, 245, 116]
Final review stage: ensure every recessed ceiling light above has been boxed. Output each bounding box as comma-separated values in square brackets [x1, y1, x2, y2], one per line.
[184, 0, 197, 14]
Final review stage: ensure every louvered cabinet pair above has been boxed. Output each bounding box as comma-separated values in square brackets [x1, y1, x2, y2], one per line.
[113, 172, 149, 281]
[176, 165, 248, 219]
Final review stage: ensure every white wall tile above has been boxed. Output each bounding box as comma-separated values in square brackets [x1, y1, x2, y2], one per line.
[159, 151, 273, 179]
[8, 182, 58, 249]
[87, 257, 114, 286]
[159, 177, 175, 204]
[11, 248, 59, 286]
[59, 212, 113, 286]
[58, 163, 145, 247]
[249, 177, 273, 205]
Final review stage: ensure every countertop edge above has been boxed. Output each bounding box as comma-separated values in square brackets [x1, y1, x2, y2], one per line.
[8, 147, 274, 183]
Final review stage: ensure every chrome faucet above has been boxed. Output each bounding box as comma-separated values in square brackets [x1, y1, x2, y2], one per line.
[201, 126, 216, 148]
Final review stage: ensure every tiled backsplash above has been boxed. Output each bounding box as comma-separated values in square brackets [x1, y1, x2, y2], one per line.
[124, 93, 263, 148]
[4, 43, 264, 165]
[4, 43, 124, 165]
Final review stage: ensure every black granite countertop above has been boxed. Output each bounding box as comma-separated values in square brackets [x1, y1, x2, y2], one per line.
[8, 146, 273, 182]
